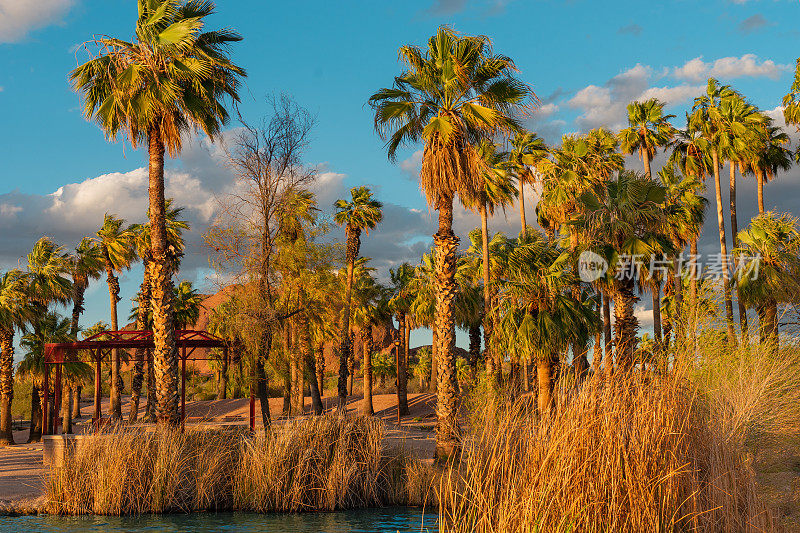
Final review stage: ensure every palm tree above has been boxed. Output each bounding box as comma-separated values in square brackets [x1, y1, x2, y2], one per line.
[735, 213, 800, 357]
[352, 272, 388, 416]
[495, 230, 595, 412]
[690, 78, 739, 346]
[506, 131, 548, 235]
[742, 119, 793, 215]
[572, 171, 672, 367]
[408, 253, 438, 390]
[369, 26, 530, 461]
[63, 238, 103, 428]
[782, 58, 800, 133]
[333, 186, 383, 410]
[618, 99, 676, 179]
[388, 262, 414, 415]
[24, 238, 73, 441]
[128, 200, 189, 422]
[717, 93, 765, 338]
[468, 141, 517, 383]
[0, 270, 30, 445]
[70, 0, 245, 426]
[94, 214, 137, 419]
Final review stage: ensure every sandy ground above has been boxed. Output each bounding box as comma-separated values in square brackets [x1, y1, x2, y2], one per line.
[0, 392, 436, 507]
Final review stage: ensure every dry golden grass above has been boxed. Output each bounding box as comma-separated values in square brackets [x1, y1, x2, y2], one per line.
[439, 364, 780, 532]
[46, 415, 433, 515]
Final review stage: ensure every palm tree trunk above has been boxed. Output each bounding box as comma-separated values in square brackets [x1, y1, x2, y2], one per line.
[729, 162, 748, 341]
[337, 237, 355, 410]
[347, 331, 355, 397]
[712, 149, 736, 347]
[641, 145, 652, 179]
[430, 326, 437, 393]
[128, 265, 150, 423]
[689, 239, 699, 359]
[396, 313, 409, 416]
[316, 341, 325, 397]
[519, 180, 527, 236]
[148, 125, 179, 426]
[103, 254, 122, 420]
[536, 356, 553, 415]
[217, 352, 228, 400]
[651, 280, 663, 358]
[361, 326, 374, 416]
[299, 310, 323, 415]
[479, 205, 496, 382]
[0, 330, 15, 445]
[612, 277, 638, 368]
[592, 299, 602, 375]
[145, 350, 156, 421]
[28, 384, 41, 443]
[757, 168, 765, 215]
[602, 290, 612, 372]
[433, 197, 460, 462]
[468, 325, 481, 369]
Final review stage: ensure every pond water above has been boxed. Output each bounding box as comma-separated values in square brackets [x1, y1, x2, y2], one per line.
[0, 507, 437, 532]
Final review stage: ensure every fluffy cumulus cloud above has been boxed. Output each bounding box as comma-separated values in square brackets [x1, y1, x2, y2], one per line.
[0, 0, 74, 43]
[399, 149, 423, 180]
[673, 54, 789, 82]
[567, 64, 702, 131]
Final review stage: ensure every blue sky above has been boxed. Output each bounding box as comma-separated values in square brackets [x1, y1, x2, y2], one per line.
[1, 0, 799, 349]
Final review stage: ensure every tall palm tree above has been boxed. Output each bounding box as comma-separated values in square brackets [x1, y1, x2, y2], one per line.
[0, 270, 30, 445]
[369, 26, 530, 460]
[572, 171, 672, 367]
[782, 58, 800, 133]
[64, 238, 103, 428]
[495, 230, 595, 412]
[468, 140, 517, 384]
[742, 119, 793, 215]
[506, 131, 548, 236]
[70, 0, 245, 426]
[618, 99, 676, 179]
[352, 272, 388, 416]
[128, 199, 189, 422]
[407, 253, 438, 390]
[24, 238, 73, 441]
[735, 213, 800, 357]
[716, 93, 764, 338]
[690, 78, 738, 346]
[388, 262, 414, 415]
[669, 116, 714, 349]
[94, 214, 137, 419]
[333, 186, 383, 410]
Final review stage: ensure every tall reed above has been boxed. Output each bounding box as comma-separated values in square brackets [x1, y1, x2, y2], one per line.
[439, 368, 776, 532]
[46, 415, 430, 515]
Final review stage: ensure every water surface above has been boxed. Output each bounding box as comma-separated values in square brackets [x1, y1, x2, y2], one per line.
[0, 507, 437, 532]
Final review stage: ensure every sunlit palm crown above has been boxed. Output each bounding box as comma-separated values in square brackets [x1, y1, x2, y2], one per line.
[369, 26, 532, 208]
[669, 116, 713, 179]
[26, 237, 73, 308]
[658, 164, 708, 247]
[741, 119, 793, 183]
[70, 0, 245, 155]
[618, 98, 676, 160]
[96, 214, 138, 271]
[470, 139, 518, 215]
[134, 199, 190, 261]
[333, 187, 383, 234]
[69, 238, 104, 288]
[783, 59, 800, 135]
[0, 270, 30, 332]
[735, 213, 800, 303]
[506, 131, 548, 185]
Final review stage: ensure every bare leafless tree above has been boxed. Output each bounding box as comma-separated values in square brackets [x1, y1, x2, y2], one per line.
[204, 95, 316, 431]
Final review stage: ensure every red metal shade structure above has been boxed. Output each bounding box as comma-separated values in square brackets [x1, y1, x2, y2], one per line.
[42, 330, 247, 434]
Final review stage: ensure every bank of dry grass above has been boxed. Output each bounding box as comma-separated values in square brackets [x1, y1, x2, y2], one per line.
[46, 415, 435, 515]
[439, 336, 800, 532]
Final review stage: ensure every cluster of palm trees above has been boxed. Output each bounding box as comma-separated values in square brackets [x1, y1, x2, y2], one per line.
[368, 26, 800, 459]
[0, 207, 199, 445]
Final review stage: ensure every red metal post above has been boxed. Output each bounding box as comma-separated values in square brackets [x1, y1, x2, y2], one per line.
[181, 346, 186, 432]
[54, 363, 62, 434]
[94, 349, 101, 426]
[42, 362, 49, 436]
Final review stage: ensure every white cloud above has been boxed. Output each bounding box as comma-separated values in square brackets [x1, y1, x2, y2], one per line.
[0, 203, 21, 218]
[674, 54, 790, 82]
[399, 149, 423, 180]
[0, 0, 74, 43]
